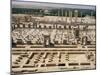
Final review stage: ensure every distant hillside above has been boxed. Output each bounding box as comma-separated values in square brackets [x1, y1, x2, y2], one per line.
[12, 8, 96, 17]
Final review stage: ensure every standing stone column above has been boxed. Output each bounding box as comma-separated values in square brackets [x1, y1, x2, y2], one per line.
[74, 10, 78, 23]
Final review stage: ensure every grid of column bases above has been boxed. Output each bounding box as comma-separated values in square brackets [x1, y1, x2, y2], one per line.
[11, 2, 96, 74]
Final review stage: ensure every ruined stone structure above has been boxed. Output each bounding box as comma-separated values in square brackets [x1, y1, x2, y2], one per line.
[11, 1, 96, 74]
